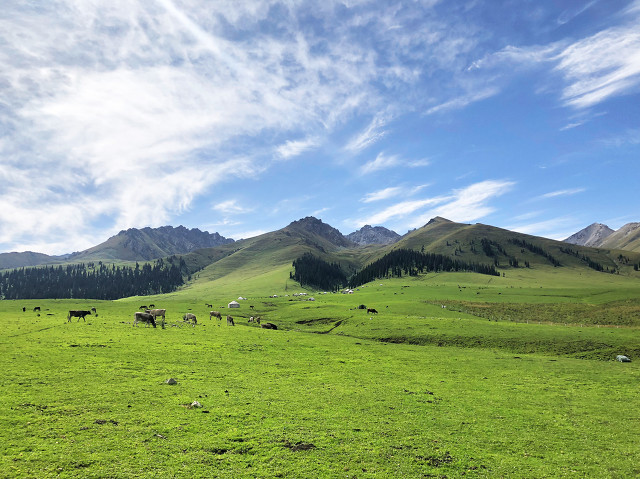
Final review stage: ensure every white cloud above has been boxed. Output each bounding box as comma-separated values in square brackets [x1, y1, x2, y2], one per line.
[556, 1, 599, 26]
[468, 8, 640, 111]
[344, 113, 390, 153]
[0, 1, 392, 253]
[355, 180, 515, 229]
[424, 87, 499, 116]
[408, 180, 515, 228]
[231, 229, 268, 240]
[539, 188, 586, 199]
[276, 137, 319, 160]
[360, 152, 402, 174]
[357, 198, 448, 226]
[506, 217, 578, 241]
[360, 151, 429, 175]
[362, 187, 403, 203]
[213, 199, 252, 215]
[1, 1, 636, 254]
[555, 26, 640, 108]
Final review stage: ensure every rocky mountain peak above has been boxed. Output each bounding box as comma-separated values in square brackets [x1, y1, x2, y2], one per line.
[287, 217, 353, 247]
[347, 224, 401, 246]
[564, 223, 614, 247]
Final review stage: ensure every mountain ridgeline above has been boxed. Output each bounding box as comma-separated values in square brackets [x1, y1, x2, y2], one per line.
[565, 222, 640, 252]
[2, 216, 640, 299]
[0, 225, 234, 270]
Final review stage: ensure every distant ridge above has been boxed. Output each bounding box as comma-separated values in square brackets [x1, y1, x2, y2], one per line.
[564, 222, 640, 252]
[0, 226, 234, 268]
[600, 222, 640, 252]
[564, 223, 614, 247]
[71, 225, 234, 261]
[0, 251, 60, 270]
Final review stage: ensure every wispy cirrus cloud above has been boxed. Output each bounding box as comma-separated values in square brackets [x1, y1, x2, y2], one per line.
[5, 0, 492, 253]
[344, 113, 390, 154]
[555, 25, 640, 109]
[424, 87, 499, 116]
[360, 152, 429, 175]
[538, 188, 586, 199]
[276, 137, 319, 160]
[470, 6, 640, 111]
[1, 1, 636, 254]
[213, 199, 253, 215]
[355, 180, 515, 229]
[361, 187, 404, 203]
[408, 180, 515, 227]
[506, 216, 579, 241]
[360, 152, 402, 174]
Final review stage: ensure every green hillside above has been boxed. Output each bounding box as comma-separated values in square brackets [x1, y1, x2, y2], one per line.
[174, 217, 640, 299]
[392, 217, 640, 275]
[601, 223, 640, 252]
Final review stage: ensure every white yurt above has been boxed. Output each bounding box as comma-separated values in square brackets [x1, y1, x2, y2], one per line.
[228, 301, 240, 308]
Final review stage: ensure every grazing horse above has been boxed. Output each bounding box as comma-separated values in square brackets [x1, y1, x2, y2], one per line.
[183, 313, 197, 325]
[227, 315, 235, 326]
[134, 312, 156, 328]
[209, 311, 222, 320]
[367, 308, 378, 314]
[67, 310, 92, 322]
[33, 306, 41, 312]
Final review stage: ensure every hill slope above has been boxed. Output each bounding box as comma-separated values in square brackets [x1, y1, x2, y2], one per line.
[600, 222, 640, 252]
[392, 217, 640, 274]
[177, 216, 640, 297]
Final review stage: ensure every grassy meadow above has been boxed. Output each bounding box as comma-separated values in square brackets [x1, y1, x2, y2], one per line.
[1, 266, 639, 478]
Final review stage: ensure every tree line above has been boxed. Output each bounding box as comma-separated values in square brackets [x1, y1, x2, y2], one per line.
[291, 249, 499, 291]
[348, 249, 499, 288]
[0, 258, 186, 300]
[290, 253, 347, 292]
[559, 247, 614, 273]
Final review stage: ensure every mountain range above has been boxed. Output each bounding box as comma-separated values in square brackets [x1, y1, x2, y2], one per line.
[564, 222, 640, 251]
[2, 218, 640, 278]
[0, 225, 234, 269]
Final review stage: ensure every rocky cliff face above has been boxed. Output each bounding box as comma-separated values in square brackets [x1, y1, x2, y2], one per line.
[347, 225, 401, 245]
[115, 225, 234, 259]
[564, 223, 614, 247]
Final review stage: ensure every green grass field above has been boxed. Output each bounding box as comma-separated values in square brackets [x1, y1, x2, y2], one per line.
[1, 267, 639, 477]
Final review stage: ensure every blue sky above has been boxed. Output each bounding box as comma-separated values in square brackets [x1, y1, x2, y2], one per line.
[1, 0, 639, 255]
